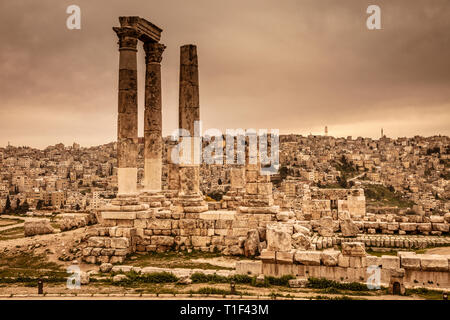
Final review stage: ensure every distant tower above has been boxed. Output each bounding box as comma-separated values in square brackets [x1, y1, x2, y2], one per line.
[381, 128, 384, 138]
[325, 126, 328, 136]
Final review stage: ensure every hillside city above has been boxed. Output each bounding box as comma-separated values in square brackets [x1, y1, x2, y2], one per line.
[1, 133, 448, 216]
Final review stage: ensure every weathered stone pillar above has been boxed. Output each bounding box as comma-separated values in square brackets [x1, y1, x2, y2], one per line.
[143, 42, 166, 192]
[178, 44, 201, 196]
[113, 26, 140, 195]
[179, 44, 199, 137]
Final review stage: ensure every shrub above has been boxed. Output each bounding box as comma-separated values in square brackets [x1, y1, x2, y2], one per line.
[265, 275, 295, 286]
[307, 277, 369, 292]
[190, 272, 252, 284]
[192, 287, 237, 296]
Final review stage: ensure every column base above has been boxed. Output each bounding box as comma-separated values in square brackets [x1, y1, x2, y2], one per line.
[118, 167, 138, 196]
[143, 158, 162, 191]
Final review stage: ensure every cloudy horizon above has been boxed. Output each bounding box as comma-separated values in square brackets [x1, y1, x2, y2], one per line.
[1, 0, 449, 149]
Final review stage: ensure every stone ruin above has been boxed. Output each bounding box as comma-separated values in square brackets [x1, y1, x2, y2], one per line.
[77, 16, 450, 291]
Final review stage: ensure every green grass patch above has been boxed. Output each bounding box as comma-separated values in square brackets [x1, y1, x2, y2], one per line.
[191, 287, 237, 296]
[366, 249, 398, 257]
[190, 272, 294, 288]
[406, 288, 446, 300]
[107, 271, 179, 286]
[264, 275, 295, 287]
[363, 184, 415, 208]
[190, 272, 253, 284]
[307, 277, 370, 292]
[0, 252, 69, 285]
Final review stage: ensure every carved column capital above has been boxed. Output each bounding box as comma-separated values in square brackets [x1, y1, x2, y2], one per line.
[143, 42, 166, 64]
[113, 27, 140, 51]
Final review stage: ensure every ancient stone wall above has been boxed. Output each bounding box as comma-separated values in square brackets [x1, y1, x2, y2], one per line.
[236, 243, 450, 289]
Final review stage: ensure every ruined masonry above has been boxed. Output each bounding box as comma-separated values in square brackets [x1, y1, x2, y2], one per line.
[80, 17, 449, 291]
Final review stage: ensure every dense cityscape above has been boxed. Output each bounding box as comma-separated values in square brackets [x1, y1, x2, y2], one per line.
[1, 133, 448, 216]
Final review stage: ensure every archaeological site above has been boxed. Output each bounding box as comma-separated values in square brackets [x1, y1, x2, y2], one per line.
[0, 3, 449, 312]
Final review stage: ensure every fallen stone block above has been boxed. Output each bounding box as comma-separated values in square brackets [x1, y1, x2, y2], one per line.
[24, 220, 54, 237]
[321, 250, 340, 266]
[288, 278, 308, 288]
[266, 224, 292, 251]
[341, 242, 366, 257]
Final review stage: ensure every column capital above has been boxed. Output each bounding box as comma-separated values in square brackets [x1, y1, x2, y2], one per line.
[143, 42, 166, 64]
[113, 26, 140, 51]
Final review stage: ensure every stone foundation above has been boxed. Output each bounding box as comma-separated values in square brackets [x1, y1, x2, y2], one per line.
[236, 243, 450, 289]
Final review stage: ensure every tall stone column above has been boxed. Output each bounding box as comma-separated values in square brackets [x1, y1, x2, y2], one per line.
[178, 44, 201, 196]
[179, 44, 199, 137]
[143, 42, 166, 192]
[113, 26, 140, 195]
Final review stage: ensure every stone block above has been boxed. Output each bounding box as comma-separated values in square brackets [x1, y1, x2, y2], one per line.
[134, 219, 147, 229]
[432, 223, 449, 232]
[399, 223, 417, 232]
[381, 255, 400, 270]
[429, 216, 444, 223]
[399, 253, 421, 270]
[288, 278, 308, 288]
[110, 237, 130, 249]
[191, 236, 211, 247]
[294, 250, 321, 266]
[276, 251, 294, 264]
[147, 219, 172, 230]
[88, 237, 106, 248]
[235, 261, 262, 275]
[341, 242, 366, 256]
[366, 255, 381, 267]
[151, 236, 174, 247]
[321, 250, 340, 266]
[102, 212, 136, 220]
[266, 224, 292, 252]
[259, 249, 276, 263]
[246, 183, 258, 195]
[420, 255, 449, 271]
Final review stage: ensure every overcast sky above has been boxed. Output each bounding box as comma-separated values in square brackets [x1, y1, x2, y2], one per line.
[0, 0, 449, 148]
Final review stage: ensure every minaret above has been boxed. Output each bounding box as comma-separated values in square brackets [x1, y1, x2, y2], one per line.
[381, 128, 384, 138]
[325, 126, 328, 136]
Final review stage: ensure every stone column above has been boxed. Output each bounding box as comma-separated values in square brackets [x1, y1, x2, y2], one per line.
[178, 44, 201, 196]
[179, 44, 199, 136]
[113, 27, 140, 195]
[143, 42, 166, 192]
